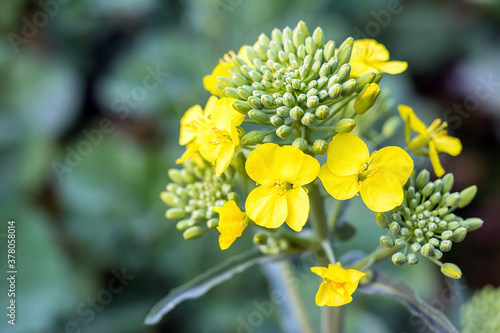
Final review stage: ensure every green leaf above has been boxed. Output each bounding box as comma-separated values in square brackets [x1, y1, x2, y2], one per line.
[358, 272, 458, 333]
[144, 249, 299, 325]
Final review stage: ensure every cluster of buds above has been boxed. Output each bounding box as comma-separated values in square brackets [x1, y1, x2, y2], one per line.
[215, 21, 382, 153]
[160, 160, 239, 240]
[376, 169, 482, 278]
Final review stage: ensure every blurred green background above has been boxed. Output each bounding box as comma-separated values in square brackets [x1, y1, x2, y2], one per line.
[1, 0, 500, 332]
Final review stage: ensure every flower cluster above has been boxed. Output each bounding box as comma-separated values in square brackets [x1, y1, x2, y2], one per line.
[376, 169, 482, 277]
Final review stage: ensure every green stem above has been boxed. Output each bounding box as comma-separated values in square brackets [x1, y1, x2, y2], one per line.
[348, 246, 397, 271]
[327, 200, 344, 231]
[307, 180, 329, 241]
[279, 261, 315, 333]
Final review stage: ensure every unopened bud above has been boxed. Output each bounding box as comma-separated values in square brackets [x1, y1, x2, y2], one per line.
[183, 226, 205, 240]
[315, 105, 330, 120]
[375, 212, 390, 229]
[276, 125, 292, 139]
[160, 192, 178, 206]
[227, 192, 240, 204]
[466, 217, 483, 231]
[335, 118, 356, 133]
[328, 84, 342, 99]
[290, 106, 305, 120]
[232, 100, 252, 114]
[392, 252, 407, 266]
[458, 185, 477, 208]
[241, 131, 265, 145]
[168, 169, 186, 185]
[407, 253, 419, 265]
[441, 173, 454, 193]
[166, 207, 186, 219]
[292, 138, 308, 151]
[341, 79, 357, 97]
[354, 83, 380, 114]
[312, 139, 328, 155]
[380, 235, 395, 248]
[446, 193, 460, 207]
[301, 112, 316, 126]
[420, 244, 434, 258]
[248, 110, 269, 124]
[452, 227, 467, 242]
[176, 219, 193, 230]
[440, 240, 452, 252]
[355, 72, 376, 92]
[270, 115, 285, 127]
[253, 232, 269, 245]
[206, 218, 219, 229]
[416, 169, 430, 190]
[441, 263, 462, 279]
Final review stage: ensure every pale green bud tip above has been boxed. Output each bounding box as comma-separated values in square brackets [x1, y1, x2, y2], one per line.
[459, 185, 477, 208]
[354, 83, 380, 114]
[253, 233, 269, 245]
[183, 226, 205, 240]
[335, 118, 356, 133]
[241, 131, 265, 145]
[160, 191, 177, 206]
[292, 138, 308, 151]
[312, 139, 328, 155]
[375, 212, 390, 229]
[166, 207, 186, 219]
[466, 217, 483, 231]
[168, 169, 186, 185]
[441, 263, 462, 279]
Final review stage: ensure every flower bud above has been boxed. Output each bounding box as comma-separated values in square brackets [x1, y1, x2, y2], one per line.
[407, 253, 419, 265]
[183, 226, 205, 240]
[312, 139, 328, 155]
[232, 73, 249, 86]
[253, 232, 269, 245]
[411, 243, 421, 253]
[241, 131, 265, 145]
[270, 115, 285, 127]
[441, 263, 462, 279]
[290, 106, 305, 120]
[232, 100, 252, 114]
[433, 249, 443, 259]
[301, 112, 316, 126]
[276, 106, 291, 118]
[328, 83, 342, 99]
[440, 240, 452, 252]
[429, 192, 441, 205]
[248, 110, 269, 124]
[441, 230, 453, 240]
[341, 79, 357, 97]
[227, 192, 240, 205]
[292, 138, 308, 151]
[446, 193, 460, 207]
[206, 218, 219, 229]
[166, 207, 186, 219]
[297, 94, 307, 105]
[160, 191, 178, 206]
[420, 243, 434, 258]
[305, 37, 316, 56]
[389, 221, 400, 235]
[355, 72, 376, 92]
[452, 227, 467, 242]
[421, 182, 435, 198]
[466, 217, 483, 231]
[314, 105, 330, 120]
[441, 173, 454, 193]
[324, 41, 335, 61]
[416, 169, 430, 190]
[375, 212, 390, 229]
[168, 169, 186, 185]
[395, 238, 407, 248]
[176, 219, 194, 230]
[283, 92, 296, 107]
[354, 83, 380, 114]
[336, 64, 351, 82]
[191, 209, 206, 221]
[276, 125, 292, 139]
[380, 235, 395, 248]
[458, 185, 477, 208]
[392, 252, 407, 266]
[306, 96, 319, 108]
[335, 118, 356, 133]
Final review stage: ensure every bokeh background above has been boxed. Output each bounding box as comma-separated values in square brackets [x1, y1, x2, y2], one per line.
[1, 0, 500, 332]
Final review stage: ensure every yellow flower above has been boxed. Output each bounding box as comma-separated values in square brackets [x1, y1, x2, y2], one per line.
[213, 201, 247, 250]
[179, 96, 216, 145]
[245, 143, 320, 232]
[197, 97, 245, 176]
[349, 39, 407, 78]
[175, 142, 205, 168]
[203, 46, 250, 96]
[398, 105, 462, 177]
[319, 133, 413, 212]
[311, 262, 366, 307]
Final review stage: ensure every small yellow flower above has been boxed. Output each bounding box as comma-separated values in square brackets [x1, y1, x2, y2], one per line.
[245, 143, 320, 232]
[175, 141, 205, 168]
[197, 97, 245, 176]
[203, 46, 250, 96]
[213, 201, 247, 250]
[349, 39, 407, 78]
[319, 133, 413, 212]
[398, 105, 462, 177]
[311, 262, 366, 307]
[179, 96, 216, 145]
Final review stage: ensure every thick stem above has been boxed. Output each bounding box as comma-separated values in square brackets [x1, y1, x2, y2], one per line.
[308, 180, 329, 241]
[348, 246, 397, 271]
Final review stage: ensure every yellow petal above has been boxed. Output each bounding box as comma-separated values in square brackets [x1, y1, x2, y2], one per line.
[275, 145, 320, 185]
[215, 142, 235, 176]
[203, 75, 218, 95]
[245, 186, 287, 229]
[429, 141, 445, 177]
[360, 173, 404, 212]
[343, 270, 367, 294]
[203, 62, 231, 95]
[179, 105, 203, 145]
[433, 135, 462, 156]
[326, 133, 369, 176]
[373, 60, 407, 74]
[315, 281, 351, 307]
[214, 201, 247, 250]
[197, 123, 220, 163]
[245, 143, 280, 185]
[319, 164, 359, 200]
[311, 266, 329, 279]
[203, 95, 219, 118]
[285, 187, 310, 232]
[370, 147, 413, 185]
[398, 105, 427, 134]
[349, 61, 372, 78]
[176, 142, 199, 164]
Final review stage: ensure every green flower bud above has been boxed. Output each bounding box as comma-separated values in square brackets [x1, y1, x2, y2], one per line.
[380, 235, 395, 248]
[311, 26, 323, 48]
[183, 226, 205, 240]
[232, 73, 250, 86]
[283, 92, 296, 107]
[270, 115, 285, 127]
[392, 252, 407, 266]
[353, 83, 380, 114]
[271, 28, 282, 45]
[312, 139, 328, 155]
[266, 49, 279, 62]
[160, 191, 178, 206]
[206, 209, 218, 219]
[443, 213, 457, 222]
[441, 263, 462, 279]
[446, 193, 460, 207]
[395, 238, 407, 248]
[166, 207, 186, 219]
[429, 237, 440, 247]
[252, 82, 265, 90]
[248, 96, 264, 109]
[400, 227, 409, 237]
[237, 86, 253, 100]
[305, 37, 316, 56]
[315, 105, 330, 120]
[248, 110, 269, 124]
[306, 96, 319, 108]
[422, 182, 435, 198]
[277, 106, 291, 118]
[191, 209, 206, 221]
[328, 83, 342, 99]
[440, 240, 452, 252]
[416, 169, 430, 190]
[355, 72, 376, 92]
[421, 244, 434, 258]
[293, 27, 305, 49]
[458, 185, 477, 208]
[433, 249, 443, 259]
[341, 79, 357, 97]
[466, 217, 483, 231]
[441, 230, 453, 240]
[447, 221, 459, 230]
[290, 106, 305, 120]
[390, 221, 401, 235]
[261, 94, 274, 108]
[284, 39, 296, 55]
[430, 192, 442, 205]
[176, 219, 194, 230]
[324, 41, 335, 61]
[253, 232, 269, 245]
[292, 138, 308, 151]
[206, 218, 219, 229]
[317, 76, 329, 89]
[319, 63, 330, 78]
[375, 212, 390, 229]
[168, 169, 186, 185]
[373, 72, 384, 83]
[411, 243, 422, 253]
[301, 112, 316, 126]
[217, 76, 237, 88]
[241, 131, 265, 145]
[224, 87, 240, 100]
[407, 253, 419, 265]
[232, 100, 252, 114]
[276, 125, 292, 139]
[337, 64, 351, 82]
[166, 183, 179, 193]
[248, 70, 263, 82]
[452, 227, 467, 242]
[441, 173, 454, 193]
[297, 93, 307, 105]
[433, 179, 443, 193]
